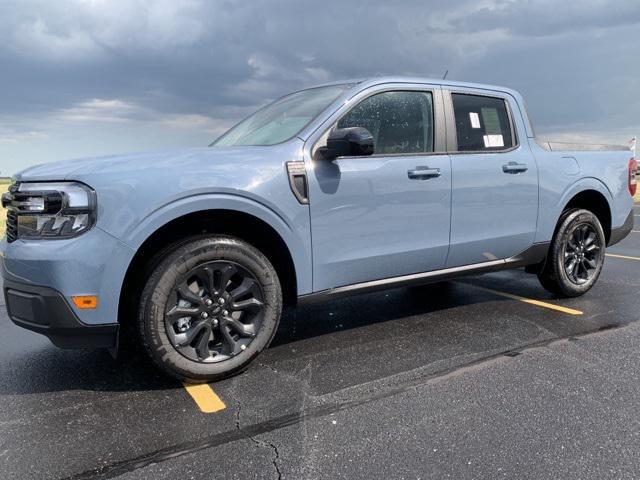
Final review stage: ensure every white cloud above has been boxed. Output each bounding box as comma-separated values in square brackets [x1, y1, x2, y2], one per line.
[160, 113, 230, 136]
[58, 99, 142, 123]
[53, 98, 230, 138]
[0, 129, 48, 145]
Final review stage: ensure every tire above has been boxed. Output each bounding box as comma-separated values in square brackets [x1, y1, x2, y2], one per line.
[537, 209, 606, 297]
[138, 236, 282, 383]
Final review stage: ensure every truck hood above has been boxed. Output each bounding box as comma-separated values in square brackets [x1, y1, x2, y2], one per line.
[15, 143, 301, 182]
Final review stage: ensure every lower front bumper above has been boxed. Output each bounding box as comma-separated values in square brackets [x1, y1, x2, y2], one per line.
[3, 279, 118, 349]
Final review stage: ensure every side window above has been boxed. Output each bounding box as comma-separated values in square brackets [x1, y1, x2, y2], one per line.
[451, 94, 514, 151]
[337, 91, 434, 154]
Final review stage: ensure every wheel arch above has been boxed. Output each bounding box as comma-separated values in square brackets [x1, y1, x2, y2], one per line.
[560, 188, 612, 244]
[117, 207, 304, 338]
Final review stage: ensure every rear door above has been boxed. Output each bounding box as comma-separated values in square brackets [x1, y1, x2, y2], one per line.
[444, 89, 539, 267]
[305, 86, 452, 291]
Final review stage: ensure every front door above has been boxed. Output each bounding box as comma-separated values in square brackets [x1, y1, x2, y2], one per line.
[306, 88, 452, 291]
[445, 90, 539, 267]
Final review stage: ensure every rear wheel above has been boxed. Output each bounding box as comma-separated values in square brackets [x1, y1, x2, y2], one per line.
[138, 236, 282, 382]
[537, 209, 605, 297]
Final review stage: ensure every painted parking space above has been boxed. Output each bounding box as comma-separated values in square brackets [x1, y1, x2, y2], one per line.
[463, 284, 583, 315]
[606, 252, 640, 261]
[183, 383, 226, 413]
[1, 231, 640, 478]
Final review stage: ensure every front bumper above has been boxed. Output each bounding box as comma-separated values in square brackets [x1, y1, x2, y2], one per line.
[3, 279, 117, 348]
[1, 226, 135, 349]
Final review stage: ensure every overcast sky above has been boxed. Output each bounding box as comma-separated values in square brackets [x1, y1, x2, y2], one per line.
[0, 0, 638, 176]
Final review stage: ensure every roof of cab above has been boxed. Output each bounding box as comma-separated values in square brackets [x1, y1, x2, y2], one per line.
[336, 76, 523, 100]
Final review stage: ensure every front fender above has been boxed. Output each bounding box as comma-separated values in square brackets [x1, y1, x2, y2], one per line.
[122, 193, 312, 295]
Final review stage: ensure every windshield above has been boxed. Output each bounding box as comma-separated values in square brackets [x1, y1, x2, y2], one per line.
[212, 84, 352, 147]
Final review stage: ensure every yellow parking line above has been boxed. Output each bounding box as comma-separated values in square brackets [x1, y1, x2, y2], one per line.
[470, 285, 583, 315]
[183, 383, 226, 413]
[606, 253, 640, 261]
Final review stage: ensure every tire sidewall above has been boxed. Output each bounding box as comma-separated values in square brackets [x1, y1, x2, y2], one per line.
[139, 236, 282, 382]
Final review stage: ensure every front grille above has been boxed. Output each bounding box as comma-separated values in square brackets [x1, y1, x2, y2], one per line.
[6, 210, 17, 243]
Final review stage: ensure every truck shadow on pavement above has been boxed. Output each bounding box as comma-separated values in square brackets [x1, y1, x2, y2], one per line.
[0, 278, 618, 396]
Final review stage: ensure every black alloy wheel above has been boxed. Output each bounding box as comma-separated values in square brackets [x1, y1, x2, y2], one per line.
[562, 223, 602, 285]
[165, 261, 264, 363]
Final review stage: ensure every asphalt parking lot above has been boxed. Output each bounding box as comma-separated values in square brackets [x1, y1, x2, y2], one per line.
[3, 207, 640, 480]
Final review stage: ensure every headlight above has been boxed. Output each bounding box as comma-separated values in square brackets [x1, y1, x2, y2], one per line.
[1, 182, 96, 241]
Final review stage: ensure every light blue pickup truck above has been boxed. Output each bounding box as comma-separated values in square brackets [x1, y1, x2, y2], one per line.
[1, 77, 635, 381]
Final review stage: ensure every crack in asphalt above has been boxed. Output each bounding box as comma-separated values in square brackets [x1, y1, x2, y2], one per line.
[60, 320, 637, 480]
[233, 394, 282, 480]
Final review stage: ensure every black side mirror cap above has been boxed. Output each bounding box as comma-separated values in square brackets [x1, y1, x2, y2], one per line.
[317, 127, 374, 160]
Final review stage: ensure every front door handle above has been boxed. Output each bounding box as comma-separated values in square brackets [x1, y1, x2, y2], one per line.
[502, 162, 528, 174]
[408, 166, 442, 180]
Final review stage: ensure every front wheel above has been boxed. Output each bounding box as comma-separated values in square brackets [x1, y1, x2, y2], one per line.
[537, 209, 606, 297]
[138, 236, 282, 383]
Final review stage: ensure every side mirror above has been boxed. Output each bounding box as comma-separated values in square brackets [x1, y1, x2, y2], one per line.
[318, 127, 374, 160]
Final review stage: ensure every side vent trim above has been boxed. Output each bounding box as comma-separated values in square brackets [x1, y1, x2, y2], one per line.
[286, 161, 309, 204]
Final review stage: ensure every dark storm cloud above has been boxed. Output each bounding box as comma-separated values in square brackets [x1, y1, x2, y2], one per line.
[0, 0, 638, 174]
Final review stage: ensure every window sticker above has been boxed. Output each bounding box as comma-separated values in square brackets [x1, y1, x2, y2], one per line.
[469, 112, 481, 129]
[481, 108, 501, 134]
[483, 134, 504, 148]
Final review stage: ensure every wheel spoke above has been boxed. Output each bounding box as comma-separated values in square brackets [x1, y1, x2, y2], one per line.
[166, 306, 201, 321]
[194, 324, 212, 360]
[223, 315, 256, 337]
[584, 257, 596, 269]
[584, 232, 596, 246]
[232, 298, 264, 312]
[177, 283, 202, 305]
[217, 264, 237, 292]
[572, 266, 580, 282]
[578, 225, 587, 243]
[580, 260, 589, 279]
[229, 277, 258, 301]
[203, 266, 216, 295]
[585, 243, 600, 252]
[568, 257, 581, 283]
[220, 326, 239, 355]
[174, 321, 208, 347]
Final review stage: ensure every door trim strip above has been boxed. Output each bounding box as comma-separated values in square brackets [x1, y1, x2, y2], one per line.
[297, 242, 549, 305]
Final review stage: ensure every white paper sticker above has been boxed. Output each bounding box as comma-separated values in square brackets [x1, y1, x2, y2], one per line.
[469, 112, 481, 129]
[483, 134, 504, 148]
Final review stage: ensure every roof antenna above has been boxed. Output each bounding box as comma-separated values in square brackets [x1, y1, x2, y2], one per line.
[442, 70, 449, 80]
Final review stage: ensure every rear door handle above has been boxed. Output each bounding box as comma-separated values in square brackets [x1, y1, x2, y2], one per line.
[502, 162, 528, 174]
[407, 166, 442, 180]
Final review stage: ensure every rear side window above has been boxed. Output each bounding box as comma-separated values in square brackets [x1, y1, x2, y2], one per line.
[451, 94, 514, 151]
[337, 91, 434, 154]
